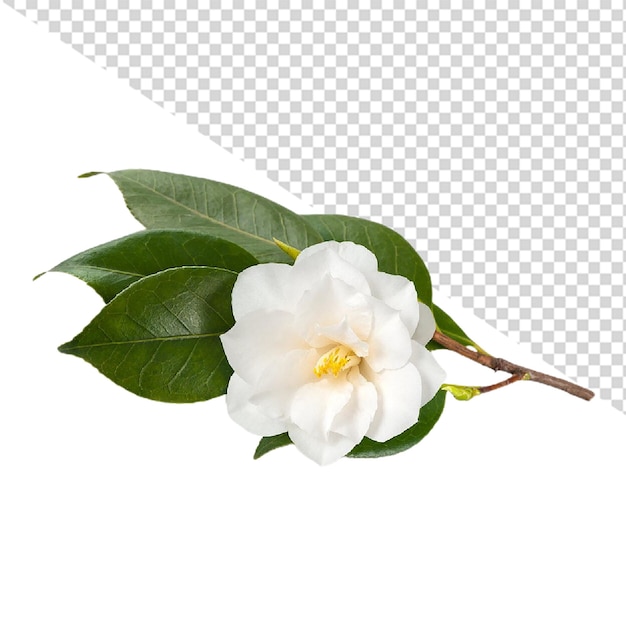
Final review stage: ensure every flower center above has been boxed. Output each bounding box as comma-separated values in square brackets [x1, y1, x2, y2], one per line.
[313, 345, 361, 378]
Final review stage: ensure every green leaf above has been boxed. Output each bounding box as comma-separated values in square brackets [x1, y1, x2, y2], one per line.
[87, 169, 322, 263]
[41, 229, 258, 302]
[254, 389, 447, 460]
[429, 304, 487, 354]
[347, 389, 447, 458]
[301, 214, 432, 306]
[254, 433, 292, 460]
[58, 266, 236, 403]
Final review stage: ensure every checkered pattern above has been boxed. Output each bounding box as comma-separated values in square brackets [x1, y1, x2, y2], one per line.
[7, 1, 625, 412]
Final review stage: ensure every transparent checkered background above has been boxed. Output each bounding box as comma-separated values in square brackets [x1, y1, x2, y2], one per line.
[7, 1, 625, 412]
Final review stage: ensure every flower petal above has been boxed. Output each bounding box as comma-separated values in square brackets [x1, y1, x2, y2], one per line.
[330, 369, 378, 441]
[289, 375, 353, 439]
[314, 317, 370, 356]
[225, 374, 287, 436]
[296, 240, 379, 276]
[250, 348, 320, 418]
[362, 360, 422, 442]
[367, 271, 420, 336]
[364, 299, 413, 372]
[221, 239, 447, 465]
[410, 341, 447, 405]
[292, 243, 372, 295]
[295, 274, 372, 354]
[413, 302, 437, 345]
[288, 424, 358, 466]
[231, 263, 294, 320]
[220, 310, 305, 385]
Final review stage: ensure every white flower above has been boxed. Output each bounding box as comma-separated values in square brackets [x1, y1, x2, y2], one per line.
[220, 241, 446, 465]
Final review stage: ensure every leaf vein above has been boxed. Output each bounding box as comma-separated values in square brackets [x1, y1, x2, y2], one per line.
[114, 173, 272, 245]
[66, 333, 222, 350]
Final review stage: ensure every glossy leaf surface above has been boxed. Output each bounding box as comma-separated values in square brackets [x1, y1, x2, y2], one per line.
[59, 267, 236, 403]
[254, 433, 292, 460]
[44, 229, 258, 302]
[82, 170, 322, 262]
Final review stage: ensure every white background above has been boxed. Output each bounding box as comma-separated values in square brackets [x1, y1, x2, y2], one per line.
[1, 5, 625, 625]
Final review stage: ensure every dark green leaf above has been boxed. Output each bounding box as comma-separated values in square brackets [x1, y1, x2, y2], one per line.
[302, 214, 432, 306]
[85, 169, 322, 262]
[254, 389, 447, 460]
[58, 266, 236, 403]
[428, 304, 487, 354]
[254, 433, 292, 460]
[348, 389, 447, 458]
[41, 229, 258, 302]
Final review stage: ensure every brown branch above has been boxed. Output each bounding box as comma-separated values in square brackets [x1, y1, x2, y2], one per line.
[433, 330, 594, 401]
[478, 373, 526, 394]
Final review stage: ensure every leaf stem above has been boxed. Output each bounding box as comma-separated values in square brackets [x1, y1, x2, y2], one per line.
[433, 330, 594, 401]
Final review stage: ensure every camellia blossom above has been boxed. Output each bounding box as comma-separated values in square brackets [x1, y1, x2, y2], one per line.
[220, 241, 446, 465]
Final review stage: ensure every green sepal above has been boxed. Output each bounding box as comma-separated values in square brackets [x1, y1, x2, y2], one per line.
[441, 384, 481, 401]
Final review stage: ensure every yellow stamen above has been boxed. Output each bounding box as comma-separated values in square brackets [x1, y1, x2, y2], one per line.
[314, 346, 361, 378]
